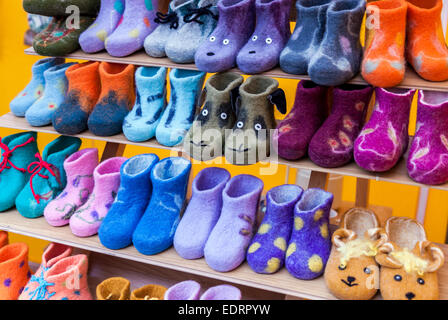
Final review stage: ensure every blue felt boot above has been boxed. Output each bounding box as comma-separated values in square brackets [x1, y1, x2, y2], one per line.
[15, 136, 82, 219]
[10, 58, 64, 117]
[99, 154, 159, 250]
[0, 132, 39, 212]
[132, 157, 191, 255]
[123, 67, 168, 142]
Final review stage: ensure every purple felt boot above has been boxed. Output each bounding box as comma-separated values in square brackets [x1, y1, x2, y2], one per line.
[195, 0, 255, 73]
[308, 85, 374, 168]
[273, 81, 328, 160]
[354, 88, 416, 172]
[200, 285, 242, 300]
[204, 174, 263, 272]
[407, 91, 448, 185]
[236, 0, 291, 74]
[164, 280, 201, 300]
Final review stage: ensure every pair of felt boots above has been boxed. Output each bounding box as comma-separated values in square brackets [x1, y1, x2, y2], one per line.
[97, 277, 167, 300]
[325, 208, 445, 300]
[165, 280, 241, 300]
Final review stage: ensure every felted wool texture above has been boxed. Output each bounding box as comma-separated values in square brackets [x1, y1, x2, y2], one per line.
[52, 61, 101, 135]
[236, 0, 291, 74]
[354, 88, 416, 172]
[279, 0, 332, 75]
[361, 0, 407, 88]
[10, 57, 64, 117]
[184, 72, 244, 162]
[96, 277, 130, 300]
[308, 0, 365, 86]
[308, 85, 374, 168]
[155, 69, 206, 147]
[69, 157, 127, 238]
[0, 243, 30, 300]
[44, 148, 99, 227]
[285, 188, 333, 280]
[174, 167, 231, 260]
[123, 67, 168, 142]
[273, 81, 327, 160]
[204, 174, 264, 272]
[0, 132, 39, 212]
[132, 157, 192, 255]
[25, 62, 77, 127]
[0, 232, 8, 248]
[88, 63, 136, 137]
[195, 0, 256, 73]
[23, 0, 100, 16]
[247, 185, 303, 274]
[15, 136, 82, 219]
[200, 285, 242, 300]
[131, 285, 167, 300]
[79, 0, 125, 53]
[164, 280, 201, 300]
[99, 154, 159, 250]
[406, 0, 448, 81]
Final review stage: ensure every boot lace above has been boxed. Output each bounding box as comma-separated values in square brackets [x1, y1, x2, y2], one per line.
[28, 267, 56, 300]
[184, 4, 219, 24]
[155, 11, 179, 29]
[0, 136, 35, 174]
[27, 153, 57, 204]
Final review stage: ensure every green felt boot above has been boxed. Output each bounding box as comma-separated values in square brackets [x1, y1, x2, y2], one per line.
[23, 0, 100, 17]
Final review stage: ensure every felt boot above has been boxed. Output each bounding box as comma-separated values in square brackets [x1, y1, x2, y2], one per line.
[204, 174, 264, 272]
[69, 157, 127, 237]
[273, 81, 327, 160]
[200, 285, 242, 300]
[15, 136, 82, 219]
[88, 63, 136, 137]
[324, 208, 386, 300]
[184, 72, 243, 162]
[0, 232, 8, 248]
[406, 0, 448, 81]
[44, 148, 99, 227]
[0, 243, 30, 300]
[99, 154, 159, 250]
[123, 67, 168, 142]
[361, 0, 407, 88]
[308, 85, 374, 168]
[23, 0, 100, 16]
[354, 88, 416, 172]
[376, 217, 445, 300]
[164, 280, 201, 300]
[155, 69, 206, 147]
[96, 277, 130, 300]
[236, 0, 291, 74]
[285, 188, 333, 280]
[132, 157, 191, 255]
[25, 62, 77, 127]
[10, 57, 64, 117]
[131, 285, 167, 300]
[52, 62, 101, 135]
[224, 76, 287, 165]
[247, 185, 303, 274]
[195, 0, 256, 73]
[408, 91, 448, 185]
[174, 167, 231, 260]
[0, 132, 39, 212]
[308, 0, 365, 86]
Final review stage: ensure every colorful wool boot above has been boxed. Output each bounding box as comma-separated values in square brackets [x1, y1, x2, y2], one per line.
[354, 88, 416, 172]
[285, 188, 333, 280]
[52, 62, 101, 135]
[44, 148, 99, 227]
[174, 167, 231, 260]
[87, 63, 136, 137]
[406, 0, 448, 81]
[15, 136, 82, 219]
[0, 243, 30, 300]
[25, 62, 77, 127]
[195, 0, 256, 73]
[132, 157, 191, 255]
[131, 285, 167, 300]
[308, 0, 365, 86]
[96, 277, 130, 300]
[273, 81, 327, 160]
[10, 57, 64, 117]
[204, 174, 263, 272]
[164, 280, 201, 300]
[0, 232, 8, 248]
[236, 0, 291, 74]
[308, 85, 373, 168]
[69, 157, 127, 237]
[361, 0, 407, 88]
[79, 0, 125, 53]
[123, 67, 168, 142]
[0, 132, 39, 212]
[200, 285, 242, 300]
[99, 154, 159, 250]
[155, 69, 206, 147]
[23, 0, 100, 16]
[247, 185, 303, 274]
[184, 72, 243, 162]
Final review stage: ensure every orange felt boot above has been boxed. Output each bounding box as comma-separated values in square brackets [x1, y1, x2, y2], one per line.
[361, 0, 408, 87]
[0, 231, 8, 248]
[406, 0, 448, 81]
[0, 243, 31, 300]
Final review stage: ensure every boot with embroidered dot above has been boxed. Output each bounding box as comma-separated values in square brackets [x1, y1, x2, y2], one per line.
[0, 243, 31, 300]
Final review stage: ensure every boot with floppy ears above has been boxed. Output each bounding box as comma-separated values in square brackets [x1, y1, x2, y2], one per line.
[96, 277, 130, 300]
